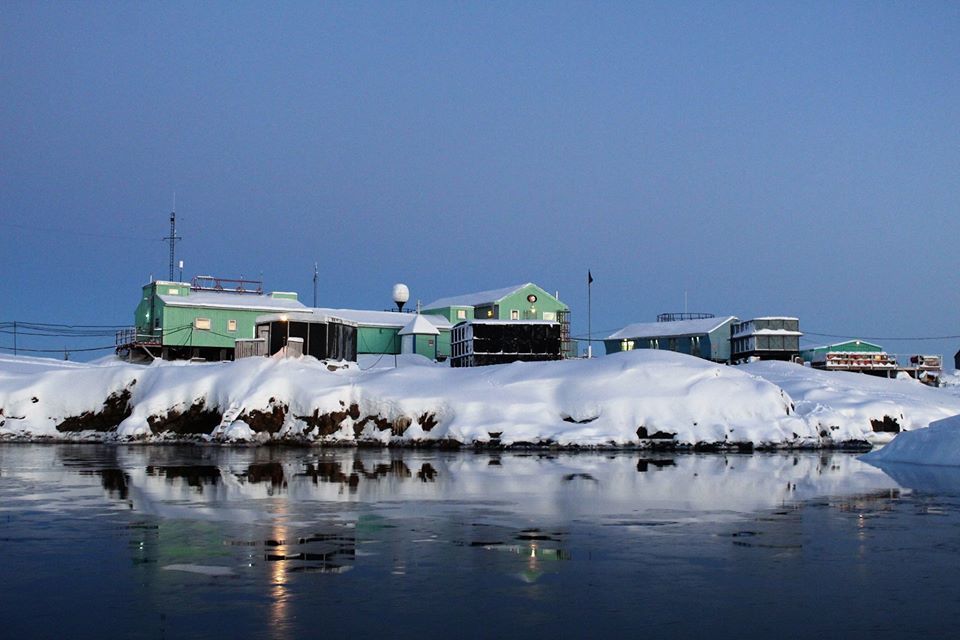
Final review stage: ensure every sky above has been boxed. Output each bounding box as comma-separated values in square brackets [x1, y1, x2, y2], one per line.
[1, 1, 958, 364]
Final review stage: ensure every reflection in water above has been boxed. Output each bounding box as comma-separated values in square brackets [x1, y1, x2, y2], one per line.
[4, 445, 960, 638]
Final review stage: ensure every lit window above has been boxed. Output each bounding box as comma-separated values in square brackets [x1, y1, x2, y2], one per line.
[167, 288, 179, 295]
[486, 309, 493, 318]
[510, 310, 519, 320]
[195, 318, 211, 330]
[456, 309, 467, 320]
[542, 312, 555, 321]
[227, 319, 237, 332]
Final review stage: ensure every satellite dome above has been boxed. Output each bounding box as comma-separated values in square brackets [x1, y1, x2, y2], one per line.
[392, 283, 410, 312]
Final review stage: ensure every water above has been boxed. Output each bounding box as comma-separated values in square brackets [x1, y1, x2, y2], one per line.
[2, 444, 959, 639]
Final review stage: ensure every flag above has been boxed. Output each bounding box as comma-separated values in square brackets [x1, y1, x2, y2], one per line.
[588, 270, 593, 285]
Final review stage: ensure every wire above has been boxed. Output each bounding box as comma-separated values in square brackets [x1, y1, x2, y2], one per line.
[0, 344, 116, 353]
[803, 330, 960, 342]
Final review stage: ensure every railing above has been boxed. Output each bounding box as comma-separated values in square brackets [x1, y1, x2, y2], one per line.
[191, 275, 263, 294]
[115, 328, 161, 347]
[657, 312, 715, 322]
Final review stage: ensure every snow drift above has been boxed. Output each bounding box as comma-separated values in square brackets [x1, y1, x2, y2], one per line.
[2, 351, 958, 448]
[861, 414, 960, 467]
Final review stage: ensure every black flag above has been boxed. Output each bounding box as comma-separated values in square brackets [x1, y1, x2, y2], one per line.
[588, 270, 593, 285]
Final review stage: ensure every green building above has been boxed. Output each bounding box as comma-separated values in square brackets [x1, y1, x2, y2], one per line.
[118, 278, 306, 361]
[800, 339, 898, 376]
[422, 283, 574, 357]
[800, 340, 885, 364]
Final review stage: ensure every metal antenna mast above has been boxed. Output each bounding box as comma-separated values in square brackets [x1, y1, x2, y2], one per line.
[164, 199, 182, 281]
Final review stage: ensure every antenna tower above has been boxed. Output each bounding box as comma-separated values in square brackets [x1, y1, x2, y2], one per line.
[164, 206, 182, 281]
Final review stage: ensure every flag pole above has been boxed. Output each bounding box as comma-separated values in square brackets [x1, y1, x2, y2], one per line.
[587, 270, 593, 358]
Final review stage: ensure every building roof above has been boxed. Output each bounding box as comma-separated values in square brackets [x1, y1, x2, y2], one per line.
[306, 307, 453, 330]
[399, 315, 441, 336]
[801, 340, 884, 352]
[255, 310, 359, 327]
[608, 316, 737, 340]
[423, 283, 535, 310]
[158, 291, 306, 313]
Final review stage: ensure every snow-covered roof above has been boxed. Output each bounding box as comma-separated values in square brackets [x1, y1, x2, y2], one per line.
[255, 310, 358, 327]
[747, 329, 804, 336]
[158, 291, 306, 313]
[423, 283, 533, 310]
[399, 315, 441, 336]
[608, 316, 737, 340]
[307, 308, 452, 330]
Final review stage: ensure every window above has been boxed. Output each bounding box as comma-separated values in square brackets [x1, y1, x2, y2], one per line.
[542, 311, 555, 321]
[167, 287, 180, 295]
[456, 309, 467, 320]
[227, 319, 237, 332]
[510, 309, 519, 320]
[195, 318, 211, 330]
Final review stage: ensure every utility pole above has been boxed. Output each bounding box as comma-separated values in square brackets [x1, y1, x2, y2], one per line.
[13, 321, 17, 356]
[313, 262, 318, 307]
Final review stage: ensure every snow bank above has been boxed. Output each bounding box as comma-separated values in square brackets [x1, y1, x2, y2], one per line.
[861, 414, 960, 467]
[740, 361, 960, 444]
[3, 352, 958, 449]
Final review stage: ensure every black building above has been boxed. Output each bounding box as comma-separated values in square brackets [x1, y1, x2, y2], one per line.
[255, 312, 358, 361]
[450, 320, 562, 368]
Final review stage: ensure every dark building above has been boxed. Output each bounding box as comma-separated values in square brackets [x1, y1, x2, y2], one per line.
[255, 312, 358, 361]
[450, 320, 562, 367]
[955, 349, 959, 371]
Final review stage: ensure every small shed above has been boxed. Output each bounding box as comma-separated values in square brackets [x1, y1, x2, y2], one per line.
[255, 311, 358, 361]
[399, 315, 440, 359]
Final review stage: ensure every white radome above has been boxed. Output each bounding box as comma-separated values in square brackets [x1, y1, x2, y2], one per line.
[392, 283, 410, 306]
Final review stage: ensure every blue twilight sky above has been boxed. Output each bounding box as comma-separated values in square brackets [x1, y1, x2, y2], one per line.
[1, 1, 958, 363]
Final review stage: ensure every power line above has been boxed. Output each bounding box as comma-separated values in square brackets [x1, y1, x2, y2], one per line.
[803, 330, 960, 342]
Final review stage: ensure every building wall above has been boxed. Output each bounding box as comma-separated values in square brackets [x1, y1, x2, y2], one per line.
[603, 321, 734, 362]
[357, 326, 401, 356]
[423, 285, 568, 323]
[491, 284, 567, 321]
[801, 341, 883, 363]
[159, 305, 256, 348]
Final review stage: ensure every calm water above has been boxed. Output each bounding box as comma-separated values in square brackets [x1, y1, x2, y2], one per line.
[2, 444, 959, 639]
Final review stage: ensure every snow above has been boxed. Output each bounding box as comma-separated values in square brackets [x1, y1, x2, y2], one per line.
[158, 291, 306, 312]
[423, 283, 532, 310]
[398, 315, 440, 336]
[307, 307, 452, 330]
[608, 316, 736, 340]
[739, 360, 960, 444]
[861, 414, 960, 467]
[3, 351, 960, 449]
